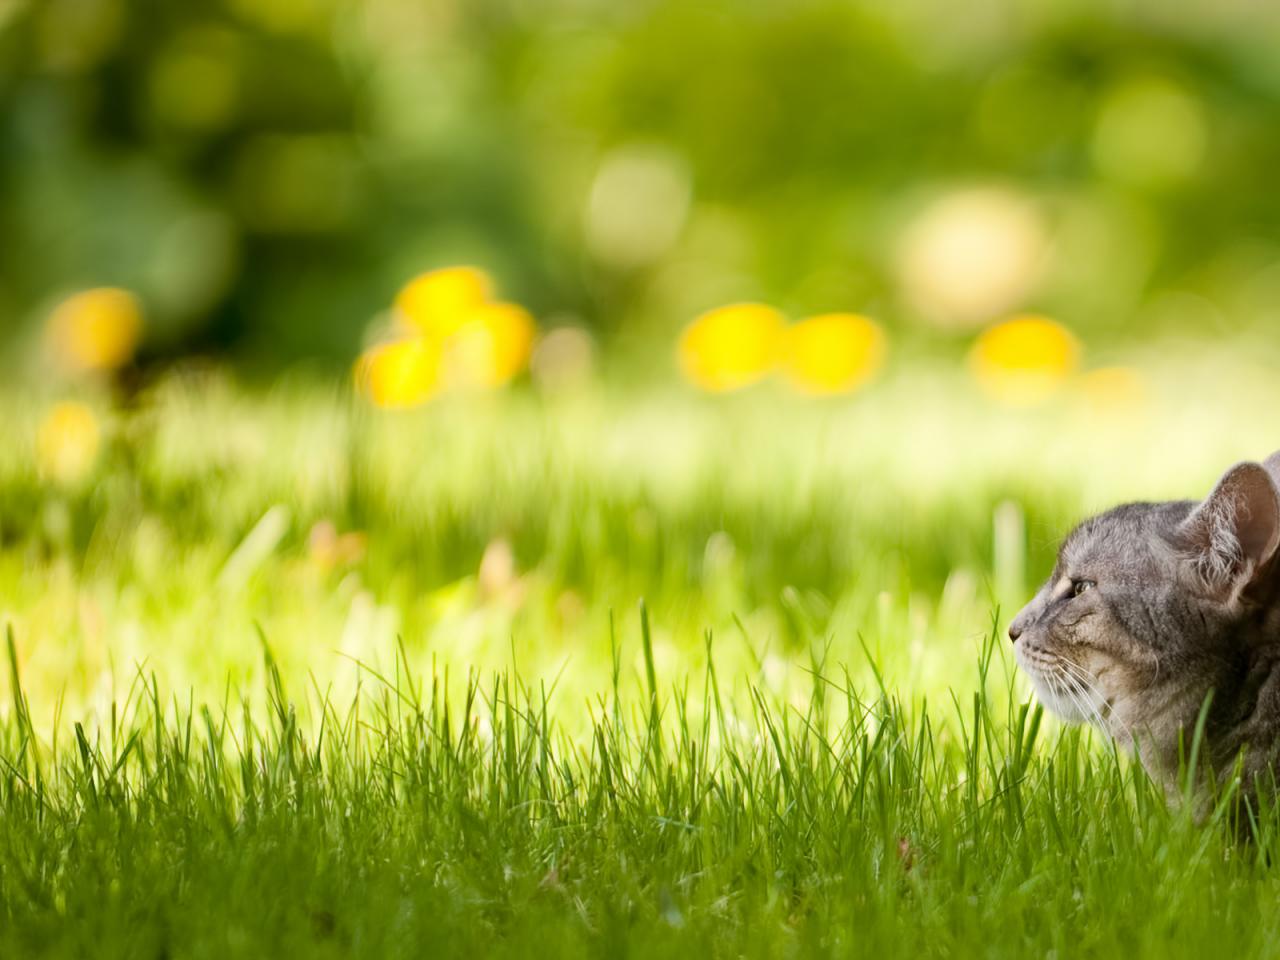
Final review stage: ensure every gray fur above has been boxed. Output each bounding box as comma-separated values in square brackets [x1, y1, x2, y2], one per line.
[1010, 453, 1280, 805]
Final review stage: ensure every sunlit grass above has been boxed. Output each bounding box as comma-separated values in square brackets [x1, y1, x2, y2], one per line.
[4, 349, 1280, 956]
[3, 615, 1280, 958]
[4, 349, 1276, 715]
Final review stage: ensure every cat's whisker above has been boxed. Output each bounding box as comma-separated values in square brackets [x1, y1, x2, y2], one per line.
[1051, 658, 1108, 731]
[1052, 668, 1098, 728]
[1059, 671, 1103, 730]
[1057, 655, 1105, 701]
[1061, 665, 1105, 709]
[1063, 667, 1108, 726]
[1053, 656, 1095, 695]
[1058, 655, 1136, 744]
[1055, 653, 1095, 683]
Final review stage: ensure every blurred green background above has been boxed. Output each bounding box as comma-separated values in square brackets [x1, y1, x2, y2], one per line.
[4, 0, 1280, 372]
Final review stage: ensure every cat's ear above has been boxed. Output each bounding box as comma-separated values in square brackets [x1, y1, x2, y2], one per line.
[1178, 461, 1280, 602]
[1264, 450, 1280, 488]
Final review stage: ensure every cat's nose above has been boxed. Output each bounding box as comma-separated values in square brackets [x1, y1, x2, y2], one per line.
[1008, 622, 1023, 643]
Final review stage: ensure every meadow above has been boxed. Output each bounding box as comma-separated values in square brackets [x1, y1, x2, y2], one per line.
[7, 0, 1280, 954]
[4, 345, 1280, 958]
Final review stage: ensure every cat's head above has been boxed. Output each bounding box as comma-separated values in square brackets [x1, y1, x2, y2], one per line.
[1010, 452, 1280, 748]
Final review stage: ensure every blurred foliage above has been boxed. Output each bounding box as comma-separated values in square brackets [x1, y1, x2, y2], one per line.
[4, 0, 1280, 370]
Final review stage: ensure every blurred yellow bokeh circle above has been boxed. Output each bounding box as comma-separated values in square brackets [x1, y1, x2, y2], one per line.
[364, 266, 538, 407]
[445, 302, 538, 389]
[36, 401, 101, 487]
[355, 337, 442, 409]
[678, 303, 785, 393]
[969, 315, 1080, 406]
[48, 287, 143, 373]
[394, 266, 494, 340]
[782, 313, 887, 395]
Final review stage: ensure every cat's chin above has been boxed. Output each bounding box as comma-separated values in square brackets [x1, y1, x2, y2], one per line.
[1024, 673, 1102, 726]
[1033, 687, 1092, 725]
[1014, 646, 1108, 727]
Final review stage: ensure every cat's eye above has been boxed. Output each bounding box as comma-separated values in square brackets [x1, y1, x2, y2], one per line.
[1071, 579, 1095, 597]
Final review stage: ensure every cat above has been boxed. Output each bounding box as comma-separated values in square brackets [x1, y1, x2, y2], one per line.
[1010, 451, 1280, 811]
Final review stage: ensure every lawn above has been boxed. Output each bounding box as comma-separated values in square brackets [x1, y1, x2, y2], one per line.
[3, 350, 1280, 958]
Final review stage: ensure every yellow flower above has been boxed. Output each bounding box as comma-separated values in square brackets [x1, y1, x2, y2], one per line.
[354, 337, 442, 409]
[678, 303, 785, 393]
[969, 315, 1080, 406]
[36, 402, 101, 487]
[444, 302, 537, 389]
[393, 266, 494, 340]
[782, 313, 887, 395]
[1078, 366, 1148, 415]
[48, 288, 143, 372]
[359, 267, 537, 405]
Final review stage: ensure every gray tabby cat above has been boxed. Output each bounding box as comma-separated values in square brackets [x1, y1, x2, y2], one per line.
[1010, 451, 1280, 806]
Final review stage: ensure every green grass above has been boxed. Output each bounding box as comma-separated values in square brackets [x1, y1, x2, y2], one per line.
[4, 618, 1280, 959]
[5, 358, 1280, 957]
